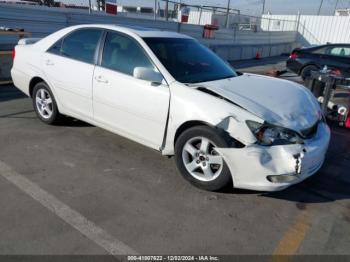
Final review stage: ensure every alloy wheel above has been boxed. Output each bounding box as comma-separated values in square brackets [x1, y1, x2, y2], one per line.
[35, 88, 53, 119]
[182, 136, 224, 182]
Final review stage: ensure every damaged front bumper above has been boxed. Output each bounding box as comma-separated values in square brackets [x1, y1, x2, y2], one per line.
[217, 122, 331, 191]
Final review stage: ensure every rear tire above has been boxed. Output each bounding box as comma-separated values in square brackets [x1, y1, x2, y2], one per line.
[175, 126, 233, 191]
[32, 82, 62, 125]
[300, 65, 318, 80]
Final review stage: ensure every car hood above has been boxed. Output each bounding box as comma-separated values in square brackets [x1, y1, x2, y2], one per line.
[196, 74, 321, 132]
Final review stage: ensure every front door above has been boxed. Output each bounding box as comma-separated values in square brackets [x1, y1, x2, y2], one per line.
[93, 31, 170, 150]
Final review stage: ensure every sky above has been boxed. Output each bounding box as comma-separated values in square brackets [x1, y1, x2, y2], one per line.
[66, 0, 350, 16]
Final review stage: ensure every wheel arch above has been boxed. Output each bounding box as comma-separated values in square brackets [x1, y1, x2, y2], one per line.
[28, 76, 64, 115]
[29, 76, 46, 98]
[173, 120, 244, 149]
[174, 120, 214, 146]
[298, 63, 319, 75]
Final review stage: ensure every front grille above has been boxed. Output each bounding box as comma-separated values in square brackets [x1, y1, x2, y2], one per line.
[300, 121, 319, 139]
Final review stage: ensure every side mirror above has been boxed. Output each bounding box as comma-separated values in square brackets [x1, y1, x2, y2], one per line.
[133, 67, 163, 84]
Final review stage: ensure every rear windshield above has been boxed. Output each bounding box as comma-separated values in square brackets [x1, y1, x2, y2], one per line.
[143, 37, 236, 84]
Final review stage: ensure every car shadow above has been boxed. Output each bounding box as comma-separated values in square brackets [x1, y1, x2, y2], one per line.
[56, 117, 93, 127]
[0, 110, 36, 119]
[0, 84, 27, 102]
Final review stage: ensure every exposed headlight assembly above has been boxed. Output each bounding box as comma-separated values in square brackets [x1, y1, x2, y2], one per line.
[246, 120, 304, 146]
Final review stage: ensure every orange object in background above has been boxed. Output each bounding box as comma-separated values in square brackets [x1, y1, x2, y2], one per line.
[203, 24, 219, 39]
[105, 0, 117, 15]
[181, 15, 189, 23]
[345, 115, 350, 129]
[180, 6, 190, 23]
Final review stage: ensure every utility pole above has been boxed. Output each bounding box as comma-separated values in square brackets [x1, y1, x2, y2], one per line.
[317, 0, 324, 15]
[165, 0, 169, 21]
[154, 0, 157, 20]
[262, 0, 266, 14]
[225, 0, 231, 28]
[88, 0, 91, 14]
[334, 0, 339, 14]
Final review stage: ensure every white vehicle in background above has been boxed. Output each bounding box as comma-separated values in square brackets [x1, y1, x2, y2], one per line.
[11, 24, 330, 192]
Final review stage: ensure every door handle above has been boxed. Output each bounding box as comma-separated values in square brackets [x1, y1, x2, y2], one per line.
[94, 75, 109, 83]
[45, 59, 54, 66]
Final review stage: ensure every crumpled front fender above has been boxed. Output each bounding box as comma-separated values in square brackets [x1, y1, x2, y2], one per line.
[216, 122, 330, 191]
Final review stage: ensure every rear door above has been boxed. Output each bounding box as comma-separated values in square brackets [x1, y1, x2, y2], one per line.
[92, 31, 170, 150]
[301, 46, 327, 67]
[323, 45, 350, 76]
[42, 28, 103, 120]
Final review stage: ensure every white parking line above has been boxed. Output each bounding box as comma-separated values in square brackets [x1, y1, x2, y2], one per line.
[0, 160, 137, 255]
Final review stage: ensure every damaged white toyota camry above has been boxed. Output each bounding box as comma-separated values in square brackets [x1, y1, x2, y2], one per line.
[11, 24, 330, 191]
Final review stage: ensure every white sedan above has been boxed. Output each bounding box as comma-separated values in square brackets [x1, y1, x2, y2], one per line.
[11, 24, 330, 191]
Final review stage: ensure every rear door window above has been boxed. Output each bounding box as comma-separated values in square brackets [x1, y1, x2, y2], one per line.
[48, 28, 103, 64]
[311, 47, 327, 55]
[48, 39, 63, 55]
[328, 46, 350, 57]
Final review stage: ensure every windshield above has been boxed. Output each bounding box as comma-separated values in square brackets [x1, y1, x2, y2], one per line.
[143, 37, 237, 84]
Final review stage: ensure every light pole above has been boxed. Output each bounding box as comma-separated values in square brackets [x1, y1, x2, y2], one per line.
[88, 0, 91, 14]
[165, 0, 169, 21]
[317, 0, 324, 15]
[334, 0, 339, 14]
[225, 0, 231, 28]
[154, 0, 157, 20]
[262, 0, 266, 14]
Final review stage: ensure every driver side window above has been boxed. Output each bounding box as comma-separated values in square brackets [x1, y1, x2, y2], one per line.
[101, 32, 155, 76]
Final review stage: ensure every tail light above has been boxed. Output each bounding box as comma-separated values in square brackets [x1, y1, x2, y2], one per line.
[12, 48, 15, 60]
[289, 52, 298, 60]
[345, 115, 350, 129]
[330, 68, 342, 77]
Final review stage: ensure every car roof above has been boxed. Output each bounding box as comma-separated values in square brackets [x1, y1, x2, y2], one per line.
[309, 43, 350, 49]
[69, 24, 193, 39]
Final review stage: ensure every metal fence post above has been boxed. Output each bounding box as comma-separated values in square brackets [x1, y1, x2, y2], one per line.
[296, 11, 301, 32]
[165, 0, 169, 21]
[198, 6, 203, 25]
[225, 0, 231, 28]
[268, 18, 272, 56]
[154, 0, 157, 21]
[177, 22, 181, 33]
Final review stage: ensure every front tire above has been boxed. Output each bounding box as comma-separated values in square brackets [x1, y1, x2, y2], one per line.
[175, 126, 233, 191]
[32, 82, 62, 124]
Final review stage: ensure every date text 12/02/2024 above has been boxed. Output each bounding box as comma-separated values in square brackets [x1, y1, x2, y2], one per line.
[127, 255, 220, 261]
